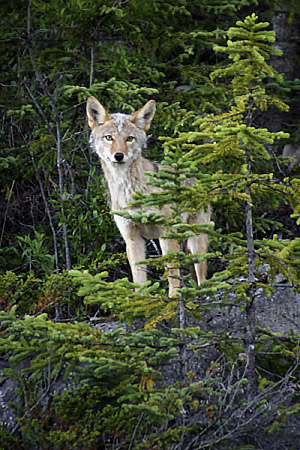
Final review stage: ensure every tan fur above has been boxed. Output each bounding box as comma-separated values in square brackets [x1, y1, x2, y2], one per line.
[87, 96, 211, 297]
[282, 143, 300, 169]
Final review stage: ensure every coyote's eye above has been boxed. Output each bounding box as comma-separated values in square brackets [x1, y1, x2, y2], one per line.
[126, 136, 135, 142]
[104, 135, 113, 141]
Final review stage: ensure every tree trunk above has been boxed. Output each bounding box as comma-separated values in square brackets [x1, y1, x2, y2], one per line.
[244, 96, 258, 397]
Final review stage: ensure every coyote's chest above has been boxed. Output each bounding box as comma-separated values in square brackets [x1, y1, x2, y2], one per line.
[102, 161, 150, 211]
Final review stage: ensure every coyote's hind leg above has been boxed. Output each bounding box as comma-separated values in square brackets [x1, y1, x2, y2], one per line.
[159, 237, 180, 298]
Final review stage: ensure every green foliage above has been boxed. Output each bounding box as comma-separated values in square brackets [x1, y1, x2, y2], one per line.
[17, 231, 56, 276]
[70, 269, 173, 324]
[0, 271, 19, 309]
[212, 14, 284, 94]
[0, 272, 43, 315]
[256, 327, 300, 376]
[0, 307, 182, 448]
[50, 167, 114, 266]
[1, 2, 300, 449]
[0, 270, 82, 318]
[0, 425, 24, 450]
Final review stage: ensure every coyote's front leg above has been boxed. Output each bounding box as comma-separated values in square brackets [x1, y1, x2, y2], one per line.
[159, 237, 180, 298]
[115, 216, 147, 286]
[125, 234, 147, 286]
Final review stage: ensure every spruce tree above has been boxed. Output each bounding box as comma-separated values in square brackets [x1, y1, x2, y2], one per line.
[163, 13, 292, 398]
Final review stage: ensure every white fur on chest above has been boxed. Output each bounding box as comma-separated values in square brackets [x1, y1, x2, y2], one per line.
[110, 171, 135, 209]
[103, 162, 143, 211]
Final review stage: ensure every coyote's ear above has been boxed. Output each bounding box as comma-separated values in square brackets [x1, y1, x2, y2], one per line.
[86, 97, 111, 129]
[130, 100, 156, 131]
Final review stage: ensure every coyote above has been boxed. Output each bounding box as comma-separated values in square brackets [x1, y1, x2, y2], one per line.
[86, 97, 211, 297]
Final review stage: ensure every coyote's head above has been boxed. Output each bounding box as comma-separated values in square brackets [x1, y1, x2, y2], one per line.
[87, 97, 156, 165]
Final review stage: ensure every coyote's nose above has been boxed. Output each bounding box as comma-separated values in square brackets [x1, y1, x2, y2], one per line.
[114, 152, 124, 162]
